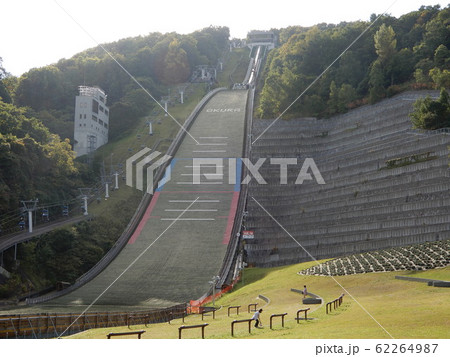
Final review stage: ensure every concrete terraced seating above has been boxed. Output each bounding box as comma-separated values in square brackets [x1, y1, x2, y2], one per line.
[299, 240, 450, 276]
[245, 91, 449, 267]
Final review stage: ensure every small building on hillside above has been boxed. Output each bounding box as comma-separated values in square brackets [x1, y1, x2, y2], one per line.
[73, 86, 109, 157]
[246, 30, 276, 50]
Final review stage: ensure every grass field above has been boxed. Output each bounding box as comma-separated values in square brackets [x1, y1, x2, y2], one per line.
[67, 262, 450, 339]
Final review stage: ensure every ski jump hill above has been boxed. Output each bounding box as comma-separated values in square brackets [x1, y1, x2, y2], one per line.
[246, 90, 450, 267]
[20, 77, 448, 312]
[25, 88, 251, 311]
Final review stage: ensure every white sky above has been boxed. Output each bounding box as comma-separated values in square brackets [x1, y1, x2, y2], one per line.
[1, 0, 447, 76]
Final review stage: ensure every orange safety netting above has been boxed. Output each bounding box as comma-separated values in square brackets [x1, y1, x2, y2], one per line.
[188, 275, 240, 313]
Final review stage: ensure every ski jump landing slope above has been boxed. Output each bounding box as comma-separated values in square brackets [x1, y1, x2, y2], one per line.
[44, 90, 248, 310]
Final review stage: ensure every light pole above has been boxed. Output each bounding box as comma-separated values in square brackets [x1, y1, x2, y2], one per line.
[147, 120, 153, 135]
[209, 275, 220, 306]
[78, 188, 92, 215]
[113, 171, 119, 190]
[101, 175, 112, 199]
[161, 97, 169, 116]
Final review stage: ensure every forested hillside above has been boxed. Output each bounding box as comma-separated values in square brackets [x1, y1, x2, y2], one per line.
[257, 5, 449, 118]
[0, 99, 89, 216]
[4, 26, 230, 142]
[0, 26, 230, 218]
[0, 27, 230, 298]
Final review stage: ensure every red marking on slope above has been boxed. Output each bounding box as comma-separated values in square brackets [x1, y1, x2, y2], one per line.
[222, 192, 239, 245]
[128, 192, 161, 244]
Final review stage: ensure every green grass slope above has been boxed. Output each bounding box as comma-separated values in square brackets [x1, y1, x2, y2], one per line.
[68, 262, 450, 339]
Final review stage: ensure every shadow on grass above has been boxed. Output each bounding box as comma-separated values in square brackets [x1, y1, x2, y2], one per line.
[232, 266, 285, 293]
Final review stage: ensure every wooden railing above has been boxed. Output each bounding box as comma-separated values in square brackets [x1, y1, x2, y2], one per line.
[178, 323, 208, 339]
[326, 294, 345, 314]
[201, 309, 216, 321]
[270, 313, 287, 329]
[295, 308, 310, 323]
[107, 330, 145, 339]
[227, 305, 241, 316]
[231, 319, 253, 337]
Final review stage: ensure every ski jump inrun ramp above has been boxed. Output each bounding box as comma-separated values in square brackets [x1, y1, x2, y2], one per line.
[37, 89, 249, 310]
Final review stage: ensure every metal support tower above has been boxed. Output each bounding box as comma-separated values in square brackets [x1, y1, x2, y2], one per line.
[21, 199, 38, 233]
[78, 188, 92, 215]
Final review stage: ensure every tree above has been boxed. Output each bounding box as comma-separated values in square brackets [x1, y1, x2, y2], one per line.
[391, 48, 415, 83]
[15, 66, 68, 110]
[410, 88, 450, 129]
[414, 68, 429, 84]
[421, 7, 450, 58]
[161, 39, 191, 84]
[0, 57, 7, 79]
[434, 44, 450, 69]
[328, 81, 357, 114]
[374, 24, 397, 65]
[0, 57, 12, 104]
[338, 84, 357, 111]
[0, 101, 80, 216]
[369, 60, 386, 103]
[328, 81, 339, 114]
[429, 67, 450, 88]
[374, 24, 397, 85]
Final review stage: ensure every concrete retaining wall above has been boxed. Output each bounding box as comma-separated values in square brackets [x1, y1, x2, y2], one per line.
[246, 91, 449, 267]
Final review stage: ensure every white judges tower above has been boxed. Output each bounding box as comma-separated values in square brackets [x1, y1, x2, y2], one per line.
[73, 86, 109, 157]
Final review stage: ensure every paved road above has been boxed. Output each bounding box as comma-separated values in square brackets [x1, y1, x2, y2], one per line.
[37, 90, 248, 311]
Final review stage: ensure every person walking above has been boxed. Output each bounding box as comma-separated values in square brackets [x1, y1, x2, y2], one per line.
[252, 308, 263, 328]
[302, 285, 308, 298]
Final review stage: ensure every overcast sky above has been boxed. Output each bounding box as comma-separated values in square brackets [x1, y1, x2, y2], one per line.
[1, 0, 446, 76]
